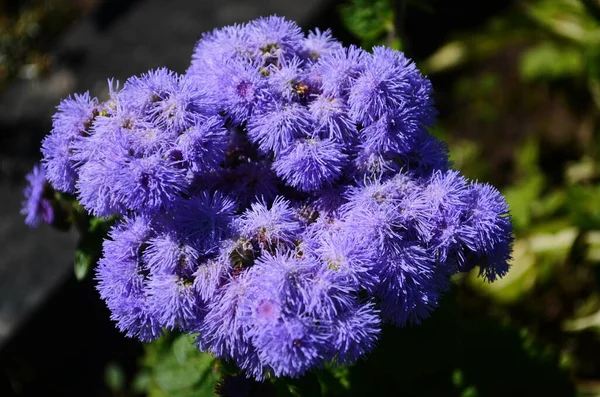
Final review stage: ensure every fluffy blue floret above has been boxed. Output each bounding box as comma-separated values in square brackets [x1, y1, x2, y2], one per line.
[21, 164, 54, 227]
[42, 92, 99, 193]
[273, 138, 347, 192]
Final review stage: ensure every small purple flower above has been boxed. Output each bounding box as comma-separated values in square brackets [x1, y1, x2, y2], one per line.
[175, 116, 228, 173]
[312, 231, 378, 291]
[266, 56, 307, 101]
[236, 197, 302, 249]
[147, 273, 205, 331]
[205, 57, 268, 126]
[170, 191, 237, 253]
[196, 273, 264, 379]
[247, 101, 313, 155]
[246, 15, 304, 64]
[96, 215, 163, 341]
[273, 138, 347, 192]
[76, 136, 130, 217]
[375, 242, 448, 326]
[42, 92, 99, 193]
[119, 68, 179, 114]
[301, 28, 342, 60]
[190, 23, 250, 71]
[313, 46, 366, 97]
[21, 164, 54, 227]
[238, 253, 327, 378]
[143, 231, 200, 274]
[458, 182, 513, 280]
[193, 257, 229, 302]
[329, 301, 381, 364]
[309, 95, 357, 143]
[348, 47, 436, 128]
[112, 154, 187, 212]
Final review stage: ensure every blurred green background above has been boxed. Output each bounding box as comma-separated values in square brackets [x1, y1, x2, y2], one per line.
[3, 0, 600, 395]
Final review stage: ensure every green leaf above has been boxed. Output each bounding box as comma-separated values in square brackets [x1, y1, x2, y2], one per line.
[504, 175, 544, 231]
[567, 185, 600, 230]
[73, 249, 93, 281]
[155, 354, 205, 392]
[104, 362, 125, 392]
[145, 334, 221, 395]
[72, 215, 114, 280]
[172, 334, 196, 365]
[525, 0, 600, 44]
[339, 0, 396, 48]
[520, 42, 584, 81]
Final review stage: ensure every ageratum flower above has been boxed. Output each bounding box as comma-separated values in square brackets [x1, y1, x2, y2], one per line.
[34, 15, 514, 380]
[301, 28, 342, 60]
[42, 92, 99, 193]
[273, 138, 347, 192]
[247, 101, 313, 155]
[95, 215, 162, 341]
[21, 164, 54, 227]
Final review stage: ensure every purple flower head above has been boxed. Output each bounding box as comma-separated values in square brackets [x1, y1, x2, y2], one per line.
[348, 46, 435, 128]
[400, 131, 450, 177]
[42, 92, 99, 192]
[313, 46, 366, 97]
[76, 135, 130, 217]
[122, 69, 215, 134]
[266, 56, 308, 101]
[96, 215, 163, 341]
[313, 231, 378, 291]
[235, 251, 380, 377]
[301, 28, 343, 60]
[193, 257, 229, 302]
[196, 273, 264, 378]
[416, 171, 469, 263]
[247, 101, 313, 155]
[375, 243, 447, 326]
[120, 68, 178, 114]
[422, 170, 467, 215]
[143, 231, 200, 274]
[190, 23, 250, 71]
[175, 116, 228, 173]
[238, 253, 327, 378]
[354, 149, 402, 179]
[459, 182, 513, 281]
[359, 112, 418, 154]
[205, 57, 268, 126]
[253, 316, 328, 378]
[113, 154, 187, 213]
[147, 273, 205, 332]
[309, 95, 357, 143]
[246, 15, 304, 64]
[21, 164, 54, 227]
[273, 138, 347, 192]
[210, 161, 279, 206]
[329, 301, 381, 364]
[170, 191, 237, 254]
[236, 197, 302, 250]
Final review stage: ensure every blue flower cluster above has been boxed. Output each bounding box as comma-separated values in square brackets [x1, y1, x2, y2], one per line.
[38, 16, 513, 379]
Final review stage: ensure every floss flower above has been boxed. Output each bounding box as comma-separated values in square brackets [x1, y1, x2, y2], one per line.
[21, 164, 54, 227]
[32, 15, 513, 380]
